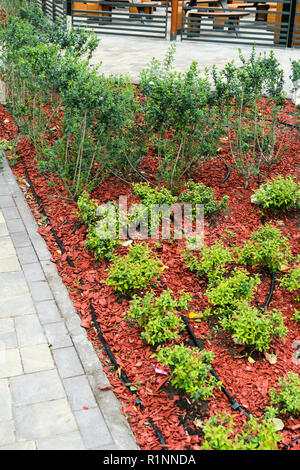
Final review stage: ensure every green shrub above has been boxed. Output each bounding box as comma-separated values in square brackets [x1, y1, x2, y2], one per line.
[140, 45, 224, 191]
[280, 258, 300, 301]
[220, 301, 287, 352]
[155, 344, 221, 400]
[237, 224, 292, 272]
[202, 410, 281, 450]
[184, 241, 233, 286]
[179, 181, 228, 219]
[270, 372, 300, 415]
[126, 290, 191, 345]
[76, 191, 99, 228]
[290, 59, 300, 93]
[251, 175, 300, 212]
[106, 243, 165, 295]
[207, 268, 260, 316]
[77, 194, 120, 261]
[85, 225, 119, 262]
[212, 47, 285, 105]
[133, 182, 177, 207]
[293, 309, 300, 322]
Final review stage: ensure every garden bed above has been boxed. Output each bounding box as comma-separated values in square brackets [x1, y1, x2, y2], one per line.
[0, 3, 299, 451]
[0, 98, 299, 450]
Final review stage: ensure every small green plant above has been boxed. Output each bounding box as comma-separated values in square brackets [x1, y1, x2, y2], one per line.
[132, 182, 177, 236]
[179, 181, 228, 219]
[202, 409, 281, 450]
[126, 290, 191, 345]
[251, 175, 300, 213]
[207, 268, 260, 316]
[237, 224, 292, 272]
[280, 258, 300, 302]
[270, 372, 300, 415]
[290, 59, 300, 94]
[220, 301, 287, 352]
[133, 182, 177, 207]
[212, 47, 285, 105]
[155, 344, 221, 401]
[76, 191, 99, 228]
[184, 241, 233, 286]
[106, 243, 165, 295]
[293, 309, 300, 322]
[77, 194, 120, 261]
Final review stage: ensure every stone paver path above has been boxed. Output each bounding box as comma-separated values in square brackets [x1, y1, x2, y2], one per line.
[0, 156, 138, 450]
[90, 36, 299, 97]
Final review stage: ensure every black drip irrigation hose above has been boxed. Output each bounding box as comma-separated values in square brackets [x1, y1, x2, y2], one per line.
[89, 303, 167, 449]
[158, 278, 252, 420]
[20, 159, 75, 268]
[217, 158, 231, 186]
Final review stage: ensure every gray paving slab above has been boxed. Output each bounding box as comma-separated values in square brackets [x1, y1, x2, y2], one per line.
[35, 300, 62, 325]
[22, 262, 46, 282]
[0, 379, 12, 422]
[20, 344, 55, 374]
[0, 440, 37, 450]
[74, 408, 114, 450]
[63, 375, 98, 411]
[0, 293, 36, 318]
[44, 321, 73, 349]
[28, 280, 53, 302]
[10, 370, 66, 405]
[10, 231, 31, 248]
[15, 315, 46, 347]
[14, 398, 78, 440]
[52, 346, 84, 379]
[0, 420, 15, 446]
[36, 432, 85, 450]
[16, 245, 39, 265]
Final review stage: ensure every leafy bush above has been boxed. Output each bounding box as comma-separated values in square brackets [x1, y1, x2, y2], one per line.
[126, 290, 191, 345]
[270, 372, 300, 415]
[184, 241, 233, 286]
[228, 99, 289, 188]
[280, 260, 300, 303]
[0, 7, 142, 197]
[202, 410, 281, 450]
[237, 224, 292, 272]
[76, 191, 99, 228]
[220, 301, 287, 352]
[106, 243, 165, 295]
[140, 45, 224, 191]
[212, 48, 285, 105]
[155, 344, 221, 400]
[290, 59, 300, 93]
[133, 182, 177, 207]
[77, 193, 120, 261]
[179, 181, 228, 219]
[207, 268, 260, 316]
[251, 175, 300, 212]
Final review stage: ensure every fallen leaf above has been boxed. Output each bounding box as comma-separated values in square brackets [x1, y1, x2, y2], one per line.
[264, 352, 277, 364]
[272, 418, 284, 431]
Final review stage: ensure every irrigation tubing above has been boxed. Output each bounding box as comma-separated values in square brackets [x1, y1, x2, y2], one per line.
[157, 278, 252, 420]
[16, 155, 298, 450]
